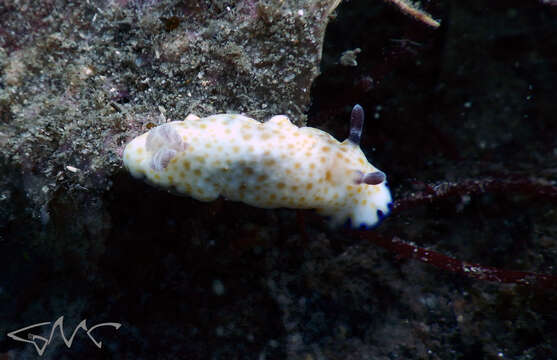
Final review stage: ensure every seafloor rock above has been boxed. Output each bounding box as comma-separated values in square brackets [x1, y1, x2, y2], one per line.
[0, 0, 339, 267]
[1, 0, 556, 359]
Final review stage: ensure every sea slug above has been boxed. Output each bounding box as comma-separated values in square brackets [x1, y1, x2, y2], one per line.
[123, 105, 392, 228]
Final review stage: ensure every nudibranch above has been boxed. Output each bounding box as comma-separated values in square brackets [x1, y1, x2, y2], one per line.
[123, 105, 392, 228]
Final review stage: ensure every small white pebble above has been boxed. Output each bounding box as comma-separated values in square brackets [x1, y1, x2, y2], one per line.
[212, 279, 225, 296]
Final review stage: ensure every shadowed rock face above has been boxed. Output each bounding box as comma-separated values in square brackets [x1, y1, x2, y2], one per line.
[0, 0, 340, 268]
[0, 0, 340, 217]
[0, 0, 342, 357]
[2, 0, 557, 359]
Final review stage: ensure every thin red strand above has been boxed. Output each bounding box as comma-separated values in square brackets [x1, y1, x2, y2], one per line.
[352, 176, 557, 289]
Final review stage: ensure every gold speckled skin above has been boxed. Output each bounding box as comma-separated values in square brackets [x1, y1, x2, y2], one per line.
[123, 114, 391, 227]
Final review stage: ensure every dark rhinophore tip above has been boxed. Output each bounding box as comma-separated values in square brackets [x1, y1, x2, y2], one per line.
[363, 171, 386, 185]
[348, 104, 364, 145]
[355, 170, 386, 185]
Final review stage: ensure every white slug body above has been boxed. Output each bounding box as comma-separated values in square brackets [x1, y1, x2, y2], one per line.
[123, 109, 392, 228]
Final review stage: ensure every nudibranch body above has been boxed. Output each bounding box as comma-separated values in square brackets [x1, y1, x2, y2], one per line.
[123, 105, 392, 228]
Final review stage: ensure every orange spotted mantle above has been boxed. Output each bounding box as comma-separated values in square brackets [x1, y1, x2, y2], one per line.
[123, 107, 392, 228]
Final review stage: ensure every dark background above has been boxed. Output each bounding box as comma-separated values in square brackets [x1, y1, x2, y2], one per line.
[1, 0, 557, 359]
